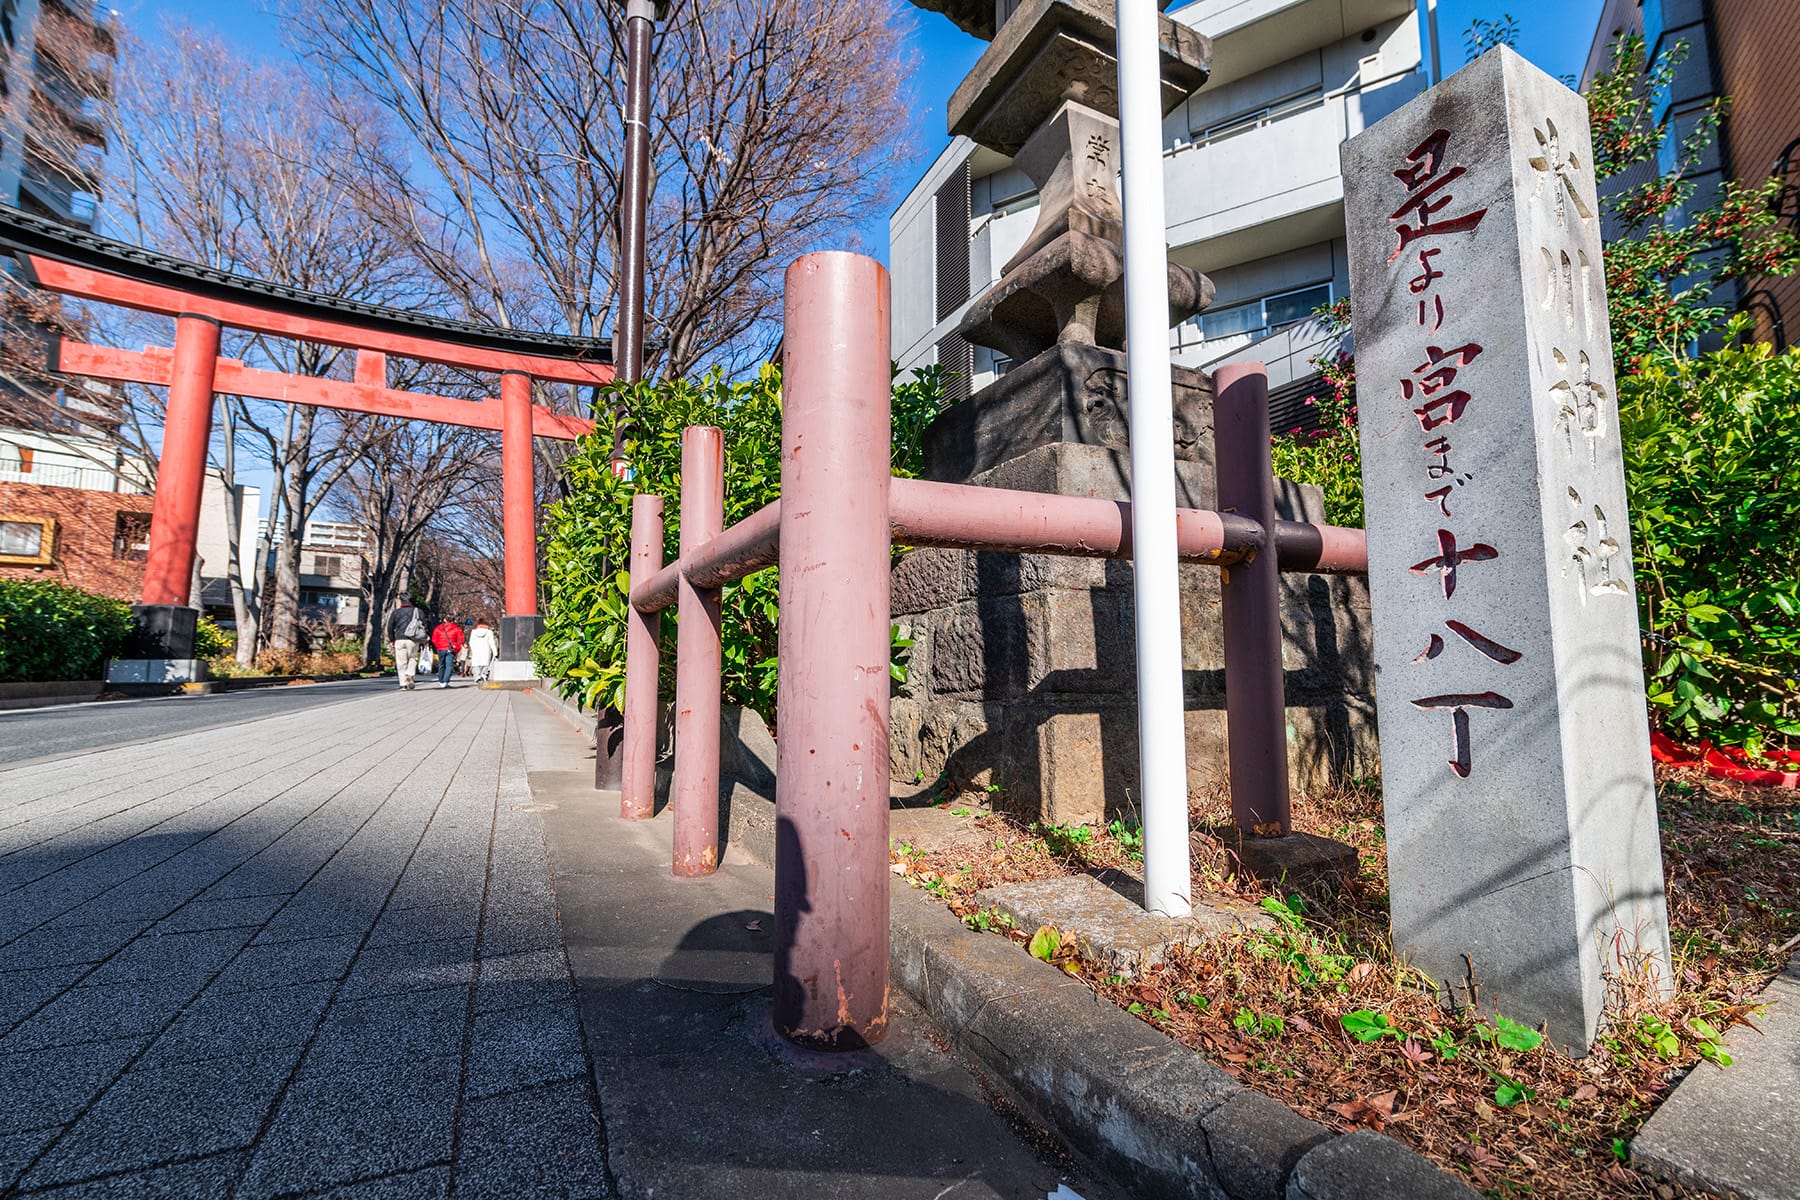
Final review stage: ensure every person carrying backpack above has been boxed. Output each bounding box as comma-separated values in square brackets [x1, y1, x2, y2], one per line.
[386, 598, 430, 691]
[430, 618, 466, 690]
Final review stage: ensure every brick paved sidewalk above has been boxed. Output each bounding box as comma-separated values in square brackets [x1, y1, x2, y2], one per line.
[0, 688, 609, 1198]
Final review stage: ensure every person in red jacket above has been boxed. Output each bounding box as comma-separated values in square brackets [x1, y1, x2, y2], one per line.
[430, 619, 466, 689]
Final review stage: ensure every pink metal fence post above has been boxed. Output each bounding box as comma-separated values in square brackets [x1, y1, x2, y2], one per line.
[1214, 362, 1291, 835]
[620, 493, 665, 817]
[773, 251, 893, 1049]
[671, 426, 725, 874]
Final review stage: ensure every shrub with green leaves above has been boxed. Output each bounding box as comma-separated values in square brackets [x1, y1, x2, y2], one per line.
[1619, 335, 1800, 754]
[534, 363, 945, 721]
[0, 580, 134, 682]
[192, 615, 232, 660]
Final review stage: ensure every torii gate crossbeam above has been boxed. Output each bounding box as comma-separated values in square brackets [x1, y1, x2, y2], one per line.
[2, 209, 612, 685]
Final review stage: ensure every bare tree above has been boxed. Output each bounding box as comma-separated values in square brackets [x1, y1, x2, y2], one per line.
[106, 22, 441, 656]
[286, 0, 915, 378]
[335, 418, 495, 667]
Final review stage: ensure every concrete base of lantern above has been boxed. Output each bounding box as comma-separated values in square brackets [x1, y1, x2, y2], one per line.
[974, 873, 1271, 977]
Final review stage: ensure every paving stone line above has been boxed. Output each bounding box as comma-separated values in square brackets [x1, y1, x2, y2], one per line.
[4, 692, 501, 1193]
[0, 701, 402, 888]
[233, 693, 511, 1197]
[0, 694, 433, 935]
[0, 699, 436, 944]
[0, 694, 487, 1046]
[0, 684, 391, 808]
[0, 698, 386, 830]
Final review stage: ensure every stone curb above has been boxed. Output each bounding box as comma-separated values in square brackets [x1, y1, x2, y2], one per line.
[886, 881, 1476, 1200]
[710, 710, 1477, 1200]
[527, 682, 596, 747]
[0, 680, 102, 710]
[1630, 950, 1800, 1200]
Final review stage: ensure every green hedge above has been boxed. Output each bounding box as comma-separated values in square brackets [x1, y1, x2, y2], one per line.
[535, 363, 944, 721]
[0, 580, 134, 682]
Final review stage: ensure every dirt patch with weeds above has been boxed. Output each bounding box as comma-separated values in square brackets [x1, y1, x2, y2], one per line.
[891, 769, 1799, 1199]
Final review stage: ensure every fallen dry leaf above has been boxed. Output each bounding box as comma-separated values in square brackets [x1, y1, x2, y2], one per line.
[1329, 1090, 1402, 1131]
[1572, 1084, 1598, 1102]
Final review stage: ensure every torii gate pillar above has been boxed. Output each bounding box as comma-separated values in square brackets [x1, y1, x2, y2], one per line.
[493, 370, 543, 682]
[106, 313, 220, 687]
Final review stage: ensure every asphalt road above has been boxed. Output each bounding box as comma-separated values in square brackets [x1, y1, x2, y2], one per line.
[0, 677, 399, 767]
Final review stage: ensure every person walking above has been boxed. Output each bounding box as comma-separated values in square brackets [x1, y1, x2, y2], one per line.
[468, 619, 500, 684]
[430, 618, 466, 689]
[386, 598, 429, 691]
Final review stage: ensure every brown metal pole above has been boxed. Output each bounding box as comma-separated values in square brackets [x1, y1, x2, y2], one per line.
[773, 252, 892, 1050]
[615, 0, 654, 388]
[620, 492, 664, 817]
[1214, 362, 1291, 836]
[671, 425, 724, 874]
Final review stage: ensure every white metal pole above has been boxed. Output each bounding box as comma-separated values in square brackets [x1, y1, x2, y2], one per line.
[1115, 0, 1191, 918]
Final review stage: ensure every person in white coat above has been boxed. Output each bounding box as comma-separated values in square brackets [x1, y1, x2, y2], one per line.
[468, 619, 501, 683]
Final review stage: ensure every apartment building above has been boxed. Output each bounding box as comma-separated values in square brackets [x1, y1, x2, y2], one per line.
[892, 0, 1426, 413]
[0, 427, 257, 615]
[1584, 0, 1800, 348]
[0, 0, 113, 232]
[259, 520, 369, 634]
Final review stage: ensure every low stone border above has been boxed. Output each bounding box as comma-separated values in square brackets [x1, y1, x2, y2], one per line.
[710, 709, 1477, 1200]
[164, 671, 382, 696]
[527, 681, 596, 747]
[0, 680, 102, 711]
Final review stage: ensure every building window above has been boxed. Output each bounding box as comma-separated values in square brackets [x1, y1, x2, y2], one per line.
[1193, 88, 1325, 146]
[113, 512, 151, 561]
[312, 555, 342, 577]
[989, 188, 1039, 218]
[0, 516, 54, 565]
[1195, 282, 1333, 345]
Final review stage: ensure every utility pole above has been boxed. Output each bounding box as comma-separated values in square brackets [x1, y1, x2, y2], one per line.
[612, 0, 664, 473]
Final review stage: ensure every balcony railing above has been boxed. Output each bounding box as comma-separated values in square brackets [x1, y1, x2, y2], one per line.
[0, 462, 147, 492]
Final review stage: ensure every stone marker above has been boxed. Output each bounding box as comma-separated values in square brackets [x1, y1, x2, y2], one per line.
[1341, 47, 1670, 1050]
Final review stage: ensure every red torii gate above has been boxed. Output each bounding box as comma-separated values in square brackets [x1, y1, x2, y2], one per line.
[4, 211, 611, 680]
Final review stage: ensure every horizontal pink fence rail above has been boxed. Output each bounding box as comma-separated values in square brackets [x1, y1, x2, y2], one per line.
[627, 481, 1367, 616]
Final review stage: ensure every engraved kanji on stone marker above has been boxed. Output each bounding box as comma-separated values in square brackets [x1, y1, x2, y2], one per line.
[1387, 128, 1491, 261]
[1408, 528, 1499, 598]
[1529, 117, 1595, 230]
[1549, 348, 1608, 462]
[1343, 48, 1670, 1052]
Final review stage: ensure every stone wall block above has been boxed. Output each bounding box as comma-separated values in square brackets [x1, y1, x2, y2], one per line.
[892, 547, 980, 615]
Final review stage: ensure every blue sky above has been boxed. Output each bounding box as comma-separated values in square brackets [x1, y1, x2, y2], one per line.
[127, 0, 1606, 262]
